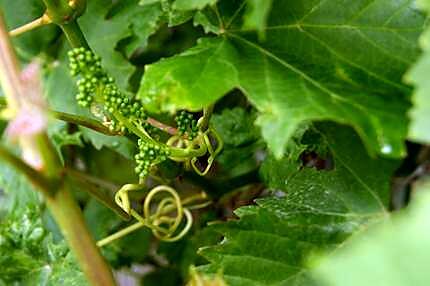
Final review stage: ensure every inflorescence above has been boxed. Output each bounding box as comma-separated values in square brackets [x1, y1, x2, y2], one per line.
[175, 111, 198, 140]
[68, 48, 149, 134]
[68, 47, 167, 178]
[135, 140, 170, 179]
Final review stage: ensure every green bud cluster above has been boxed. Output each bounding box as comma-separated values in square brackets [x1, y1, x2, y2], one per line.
[68, 48, 108, 107]
[135, 140, 170, 179]
[175, 111, 198, 140]
[68, 47, 102, 76]
[68, 48, 149, 133]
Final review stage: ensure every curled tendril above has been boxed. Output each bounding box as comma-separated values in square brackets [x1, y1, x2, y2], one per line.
[166, 127, 223, 176]
[191, 127, 223, 176]
[97, 184, 210, 247]
[166, 135, 193, 162]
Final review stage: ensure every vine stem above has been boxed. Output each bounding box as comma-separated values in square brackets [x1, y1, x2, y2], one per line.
[9, 14, 52, 37]
[197, 105, 214, 131]
[66, 173, 130, 220]
[51, 110, 120, 135]
[0, 13, 116, 286]
[147, 117, 178, 135]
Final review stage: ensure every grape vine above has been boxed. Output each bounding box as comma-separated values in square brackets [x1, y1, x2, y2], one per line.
[67, 47, 220, 244]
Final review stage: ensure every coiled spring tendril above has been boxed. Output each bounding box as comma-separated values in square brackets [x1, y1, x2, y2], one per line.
[97, 185, 211, 247]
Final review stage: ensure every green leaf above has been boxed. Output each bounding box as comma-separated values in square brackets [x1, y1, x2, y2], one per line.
[173, 0, 217, 10]
[139, 38, 239, 112]
[198, 123, 399, 285]
[79, 0, 164, 89]
[80, 128, 136, 160]
[211, 107, 264, 177]
[313, 181, 430, 286]
[404, 0, 430, 144]
[211, 107, 259, 147]
[138, 0, 426, 158]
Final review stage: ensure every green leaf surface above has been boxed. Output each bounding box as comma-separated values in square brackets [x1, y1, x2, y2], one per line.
[80, 128, 136, 160]
[405, 0, 430, 143]
[198, 123, 399, 285]
[313, 181, 430, 286]
[211, 107, 264, 177]
[79, 0, 164, 89]
[173, 0, 217, 10]
[138, 0, 426, 158]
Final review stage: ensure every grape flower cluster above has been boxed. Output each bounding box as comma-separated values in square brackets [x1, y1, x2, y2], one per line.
[68, 48, 167, 178]
[135, 139, 170, 179]
[175, 111, 198, 140]
[68, 48, 148, 133]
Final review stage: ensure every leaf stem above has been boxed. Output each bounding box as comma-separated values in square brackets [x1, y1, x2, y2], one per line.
[46, 186, 117, 286]
[65, 168, 130, 220]
[51, 110, 120, 135]
[198, 105, 214, 132]
[60, 20, 89, 49]
[9, 14, 52, 37]
[65, 167, 119, 192]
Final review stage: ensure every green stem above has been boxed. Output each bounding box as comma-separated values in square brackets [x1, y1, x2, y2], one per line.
[198, 105, 214, 132]
[9, 13, 52, 37]
[51, 110, 119, 136]
[60, 20, 89, 49]
[66, 168, 129, 220]
[46, 186, 116, 286]
[97, 221, 144, 247]
[65, 167, 118, 192]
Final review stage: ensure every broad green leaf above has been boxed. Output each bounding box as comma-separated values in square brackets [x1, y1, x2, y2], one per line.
[174, 0, 217, 10]
[138, 0, 426, 158]
[405, 0, 430, 143]
[80, 128, 136, 160]
[313, 181, 430, 286]
[79, 0, 164, 89]
[198, 123, 399, 285]
[211, 107, 259, 146]
[211, 107, 264, 177]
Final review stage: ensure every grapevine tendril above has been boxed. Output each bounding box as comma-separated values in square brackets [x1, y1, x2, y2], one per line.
[97, 185, 210, 246]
